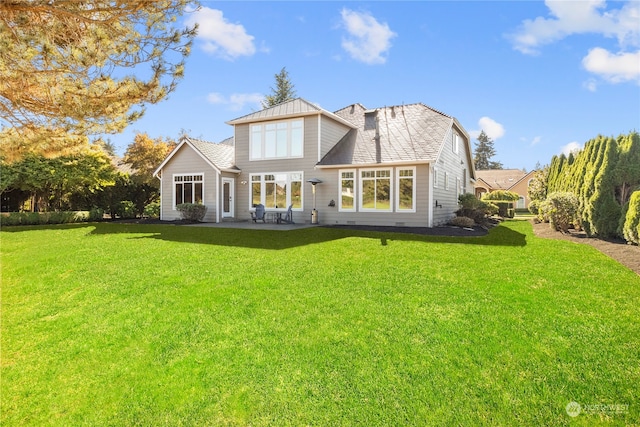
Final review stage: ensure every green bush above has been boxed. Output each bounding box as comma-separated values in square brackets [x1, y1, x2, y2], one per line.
[176, 203, 207, 222]
[622, 191, 640, 245]
[542, 192, 580, 232]
[143, 202, 160, 219]
[456, 193, 491, 224]
[528, 199, 542, 216]
[0, 211, 90, 226]
[449, 216, 475, 227]
[89, 208, 104, 221]
[115, 201, 137, 219]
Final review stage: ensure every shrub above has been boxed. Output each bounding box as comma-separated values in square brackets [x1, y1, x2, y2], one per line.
[456, 193, 491, 224]
[176, 203, 207, 222]
[528, 199, 542, 216]
[622, 191, 640, 245]
[143, 202, 160, 219]
[542, 192, 580, 232]
[115, 201, 137, 219]
[449, 216, 475, 228]
[89, 208, 104, 221]
[0, 211, 90, 226]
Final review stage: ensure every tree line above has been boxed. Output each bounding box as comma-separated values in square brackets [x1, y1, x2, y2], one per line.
[528, 131, 640, 244]
[1, 134, 175, 218]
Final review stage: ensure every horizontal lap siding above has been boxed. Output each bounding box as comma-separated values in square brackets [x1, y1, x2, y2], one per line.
[233, 117, 322, 220]
[432, 126, 473, 226]
[312, 165, 430, 227]
[160, 145, 217, 222]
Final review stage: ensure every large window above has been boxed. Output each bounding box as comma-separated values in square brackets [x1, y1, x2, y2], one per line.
[250, 119, 303, 160]
[339, 170, 356, 211]
[396, 168, 415, 212]
[360, 169, 391, 211]
[251, 172, 303, 209]
[174, 174, 203, 207]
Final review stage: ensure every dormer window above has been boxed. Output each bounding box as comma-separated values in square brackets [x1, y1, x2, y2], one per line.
[250, 118, 304, 160]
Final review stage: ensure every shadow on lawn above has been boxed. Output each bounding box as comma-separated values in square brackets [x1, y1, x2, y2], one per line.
[1, 221, 526, 249]
[90, 222, 526, 249]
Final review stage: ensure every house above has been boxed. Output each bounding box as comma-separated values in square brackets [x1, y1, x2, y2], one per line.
[154, 98, 476, 227]
[474, 169, 537, 209]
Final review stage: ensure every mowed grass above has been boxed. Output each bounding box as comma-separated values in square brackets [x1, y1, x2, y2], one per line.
[1, 221, 638, 426]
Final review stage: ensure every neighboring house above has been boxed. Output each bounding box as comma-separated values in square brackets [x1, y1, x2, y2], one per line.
[154, 98, 476, 227]
[475, 169, 537, 209]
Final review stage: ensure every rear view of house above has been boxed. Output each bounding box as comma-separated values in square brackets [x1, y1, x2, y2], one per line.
[154, 98, 476, 227]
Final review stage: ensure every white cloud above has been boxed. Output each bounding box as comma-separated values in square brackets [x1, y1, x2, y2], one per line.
[207, 92, 264, 111]
[583, 78, 599, 92]
[186, 7, 256, 60]
[560, 141, 582, 156]
[582, 47, 640, 83]
[340, 9, 397, 65]
[531, 136, 542, 146]
[509, 0, 640, 55]
[470, 117, 506, 141]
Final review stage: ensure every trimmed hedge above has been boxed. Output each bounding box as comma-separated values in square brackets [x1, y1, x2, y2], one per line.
[0, 211, 95, 226]
[176, 203, 207, 222]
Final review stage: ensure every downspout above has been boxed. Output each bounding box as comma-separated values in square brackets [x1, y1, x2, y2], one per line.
[428, 165, 434, 227]
[156, 172, 163, 221]
[215, 172, 220, 223]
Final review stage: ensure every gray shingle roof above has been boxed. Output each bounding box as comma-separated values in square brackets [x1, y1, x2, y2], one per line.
[186, 136, 236, 171]
[318, 103, 454, 166]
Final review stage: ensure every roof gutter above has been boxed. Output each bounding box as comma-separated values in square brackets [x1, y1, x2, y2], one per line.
[315, 160, 432, 169]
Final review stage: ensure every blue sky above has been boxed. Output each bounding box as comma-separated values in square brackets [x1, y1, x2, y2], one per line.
[110, 0, 639, 171]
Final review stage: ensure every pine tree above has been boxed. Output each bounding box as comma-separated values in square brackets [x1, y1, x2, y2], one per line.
[262, 67, 297, 109]
[0, 1, 196, 159]
[473, 130, 502, 170]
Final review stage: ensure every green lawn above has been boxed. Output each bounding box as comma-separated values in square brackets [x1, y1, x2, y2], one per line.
[2, 221, 638, 426]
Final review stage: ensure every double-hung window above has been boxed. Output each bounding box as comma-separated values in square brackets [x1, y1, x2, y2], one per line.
[396, 167, 416, 212]
[174, 174, 203, 207]
[251, 172, 303, 209]
[250, 119, 303, 160]
[360, 169, 392, 211]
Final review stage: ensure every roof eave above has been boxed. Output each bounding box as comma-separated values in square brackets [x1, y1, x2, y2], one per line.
[316, 159, 433, 169]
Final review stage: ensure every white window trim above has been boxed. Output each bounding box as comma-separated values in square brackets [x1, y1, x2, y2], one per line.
[249, 172, 304, 210]
[433, 167, 439, 188]
[452, 133, 459, 154]
[359, 168, 393, 213]
[172, 173, 204, 209]
[338, 169, 357, 212]
[250, 118, 304, 161]
[396, 167, 416, 213]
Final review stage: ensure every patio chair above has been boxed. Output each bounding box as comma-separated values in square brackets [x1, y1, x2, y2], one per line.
[281, 204, 295, 224]
[251, 204, 266, 223]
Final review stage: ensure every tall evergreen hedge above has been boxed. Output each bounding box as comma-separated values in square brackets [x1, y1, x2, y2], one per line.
[542, 132, 639, 241]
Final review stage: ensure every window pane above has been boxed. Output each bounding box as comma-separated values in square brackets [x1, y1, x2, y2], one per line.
[184, 182, 193, 204]
[362, 180, 375, 208]
[342, 178, 354, 209]
[376, 178, 390, 210]
[265, 182, 276, 208]
[291, 127, 303, 157]
[252, 182, 261, 206]
[276, 128, 287, 157]
[398, 178, 413, 210]
[291, 181, 302, 209]
[194, 183, 203, 204]
[264, 129, 276, 158]
[175, 183, 183, 205]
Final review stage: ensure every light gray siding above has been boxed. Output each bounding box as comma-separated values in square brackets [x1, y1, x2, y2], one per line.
[311, 164, 431, 227]
[319, 116, 351, 160]
[159, 144, 218, 222]
[432, 125, 473, 225]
